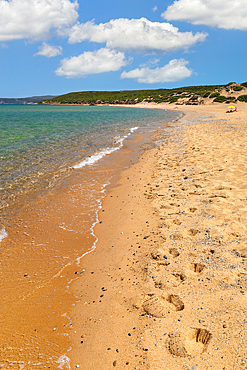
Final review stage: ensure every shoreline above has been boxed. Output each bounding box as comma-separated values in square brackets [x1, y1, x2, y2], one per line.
[70, 103, 247, 369]
[0, 105, 179, 368]
[1, 102, 247, 368]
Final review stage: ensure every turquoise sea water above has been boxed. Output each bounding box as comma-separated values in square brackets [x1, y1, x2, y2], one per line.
[0, 104, 179, 209]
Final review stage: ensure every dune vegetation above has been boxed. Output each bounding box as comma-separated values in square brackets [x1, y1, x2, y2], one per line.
[39, 82, 247, 106]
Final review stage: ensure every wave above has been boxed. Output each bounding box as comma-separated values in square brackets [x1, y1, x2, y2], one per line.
[73, 126, 139, 169]
[73, 147, 118, 169]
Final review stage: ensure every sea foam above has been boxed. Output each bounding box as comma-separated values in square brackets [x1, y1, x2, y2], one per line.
[73, 126, 139, 169]
[0, 227, 7, 242]
[73, 147, 118, 169]
[56, 355, 71, 369]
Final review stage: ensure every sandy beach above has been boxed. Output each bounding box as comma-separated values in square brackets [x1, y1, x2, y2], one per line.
[1, 102, 247, 369]
[70, 102, 247, 369]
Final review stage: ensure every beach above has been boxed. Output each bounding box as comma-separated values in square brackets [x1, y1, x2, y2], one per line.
[0, 106, 178, 368]
[70, 103, 247, 369]
[1, 102, 247, 369]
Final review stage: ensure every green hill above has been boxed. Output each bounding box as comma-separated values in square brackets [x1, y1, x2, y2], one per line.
[39, 82, 247, 106]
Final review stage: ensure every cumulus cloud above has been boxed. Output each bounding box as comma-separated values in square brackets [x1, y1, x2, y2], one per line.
[0, 0, 78, 41]
[121, 59, 192, 83]
[163, 0, 247, 30]
[68, 18, 207, 53]
[55, 48, 128, 78]
[152, 6, 158, 12]
[35, 43, 63, 57]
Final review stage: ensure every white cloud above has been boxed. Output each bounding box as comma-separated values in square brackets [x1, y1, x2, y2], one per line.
[152, 6, 158, 12]
[55, 48, 128, 78]
[0, 0, 78, 41]
[69, 18, 207, 53]
[163, 0, 247, 30]
[139, 58, 160, 68]
[121, 59, 192, 83]
[35, 43, 63, 57]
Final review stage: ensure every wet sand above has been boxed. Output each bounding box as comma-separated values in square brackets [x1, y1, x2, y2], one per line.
[70, 103, 247, 369]
[0, 114, 174, 369]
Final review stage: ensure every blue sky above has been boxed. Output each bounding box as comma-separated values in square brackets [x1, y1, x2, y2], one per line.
[0, 0, 247, 97]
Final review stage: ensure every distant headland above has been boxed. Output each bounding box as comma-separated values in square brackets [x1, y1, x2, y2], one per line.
[0, 95, 57, 105]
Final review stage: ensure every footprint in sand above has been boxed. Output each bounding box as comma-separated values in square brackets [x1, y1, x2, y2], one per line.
[167, 333, 189, 357]
[154, 269, 186, 289]
[189, 263, 205, 274]
[149, 250, 185, 289]
[170, 232, 183, 240]
[168, 328, 211, 357]
[187, 228, 199, 237]
[151, 247, 180, 260]
[168, 248, 180, 257]
[133, 293, 184, 318]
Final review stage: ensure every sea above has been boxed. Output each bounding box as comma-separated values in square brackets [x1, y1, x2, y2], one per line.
[0, 104, 180, 368]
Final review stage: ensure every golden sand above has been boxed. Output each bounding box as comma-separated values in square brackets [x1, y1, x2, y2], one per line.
[1, 102, 247, 369]
[71, 103, 247, 369]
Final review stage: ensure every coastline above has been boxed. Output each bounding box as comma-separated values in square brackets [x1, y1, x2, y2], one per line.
[0, 105, 179, 368]
[1, 102, 247, 368]
[70, 102, 247, 369]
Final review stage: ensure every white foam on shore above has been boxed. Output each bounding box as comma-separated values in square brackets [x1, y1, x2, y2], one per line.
[56, 355, 71, 369]
[76, 182, 109, 265]
[75, 127, 140, 263]
[73, 126, 139, 169]
[73, 147, 118, 169]
[0, 227, 8, 242]
[129, 126, 139, 133]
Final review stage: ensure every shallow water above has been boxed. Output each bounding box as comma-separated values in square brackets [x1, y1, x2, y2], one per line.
[0, 105, 177, 211]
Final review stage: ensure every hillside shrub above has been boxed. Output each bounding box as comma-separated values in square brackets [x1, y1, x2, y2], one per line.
[209, 92, 220, 98]
[237, 95, 247, 102]
[225, 97, 236, 103]
[169, 96, 180, 103]
[213, 96, 227, 103]
[233, 86, 243, 91]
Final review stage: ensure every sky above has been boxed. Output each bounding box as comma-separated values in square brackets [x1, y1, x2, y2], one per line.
[0, 0, 247, 98]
